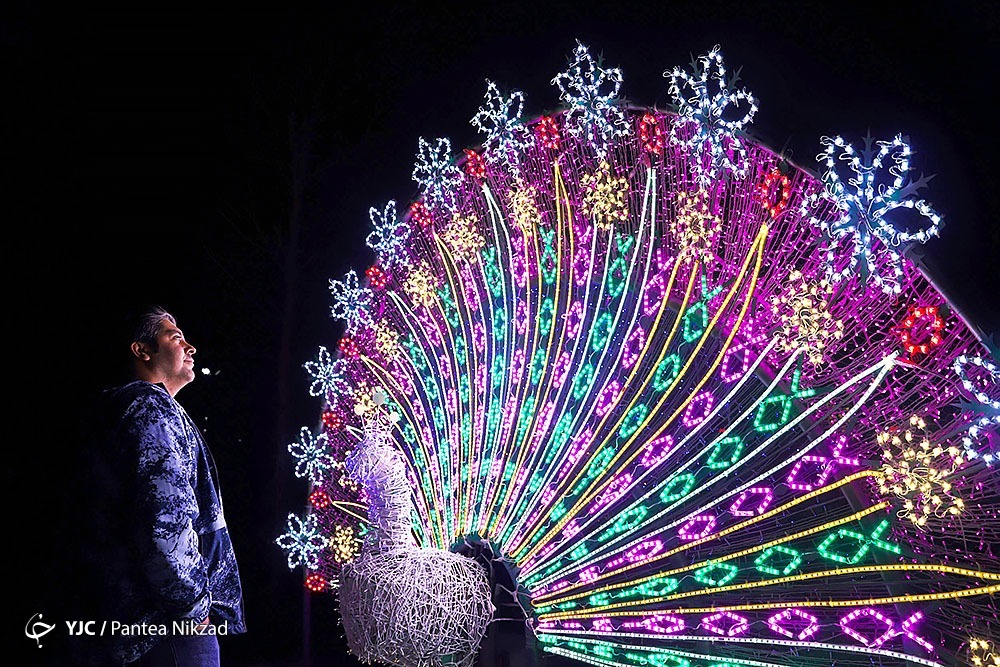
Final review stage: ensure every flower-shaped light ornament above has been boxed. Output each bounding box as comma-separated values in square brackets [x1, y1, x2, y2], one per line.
[665, 45, 758, 189]
[551, 40, 629, 158]
[801, 134, 942, 295]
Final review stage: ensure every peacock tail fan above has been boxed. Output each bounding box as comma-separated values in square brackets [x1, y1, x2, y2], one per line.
[278, 42, 1000, 667]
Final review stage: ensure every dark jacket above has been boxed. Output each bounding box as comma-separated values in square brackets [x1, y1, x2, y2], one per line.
[80, 380, 245, 664]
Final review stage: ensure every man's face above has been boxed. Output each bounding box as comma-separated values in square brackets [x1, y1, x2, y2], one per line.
[147, 320, 197, 395]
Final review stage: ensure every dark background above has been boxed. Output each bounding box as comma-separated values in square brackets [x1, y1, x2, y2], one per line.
[7, 3, 999, 666]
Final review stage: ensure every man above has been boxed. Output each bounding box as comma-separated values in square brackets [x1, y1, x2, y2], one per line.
[80, 306, 245, 666]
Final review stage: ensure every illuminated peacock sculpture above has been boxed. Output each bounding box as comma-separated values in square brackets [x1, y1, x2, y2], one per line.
[277, 43, 1000, 667]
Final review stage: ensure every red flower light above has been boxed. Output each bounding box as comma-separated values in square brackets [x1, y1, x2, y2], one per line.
[309, 489, 332, 509]
[409, 201, 433, 229]
[463, 149, 486, 181]
[638, 112, 664, 155]
[321, 410, 343, 431]
[535, 115, 561, 150]
[896, 305, 945, 360]
[366, 265, 388, 289]
[757, 167, 791, 219]
[338, 336, 359, 359]
[304, 573, 327, 593]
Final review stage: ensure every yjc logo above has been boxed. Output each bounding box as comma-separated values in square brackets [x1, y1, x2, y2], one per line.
[25, 613, 56, 648]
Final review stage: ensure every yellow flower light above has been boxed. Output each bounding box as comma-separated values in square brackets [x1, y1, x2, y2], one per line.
[329, 524, 362, 564]
[581, 161, 629, 230]
[771, 269, 844, 367]
[508, 184, 542, 235]
[403, 260, 440, 308]
[673, 189, 720, 263]
[877, 414, 965, 529]
[373, 319, 401, 362]
[438, 212, 486, 261]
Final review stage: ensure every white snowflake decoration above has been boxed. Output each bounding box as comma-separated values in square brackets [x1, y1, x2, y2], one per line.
[666, 45, 758, 189]
[412, 137, 463, 215]
[288, 426, 336, 485]
[470, 79, 533, 174]
[365, 200, 410, 270]
[329, 269, 373, 334]
[303, 345, 351, 400]
[275, 512, 327, 571]
[551, 41, 629, 158]
[801, 134, 943, 294]
[953, 354, 1000, 464]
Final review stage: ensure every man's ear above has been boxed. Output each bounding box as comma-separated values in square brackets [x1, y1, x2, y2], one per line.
[130, 341, 150, 361]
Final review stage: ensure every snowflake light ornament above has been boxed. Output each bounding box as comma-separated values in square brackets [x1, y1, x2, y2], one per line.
[470, 80, 533, 173]
[366, 200, 410, 271]
[303, 346, 351, 400]
[580, 161, 629, 230]
[275, 511, 327, 570]
[438, 212, 486, 262]
[373, 319, 401, 362]
[507, 184, 543, 235]
[802, 134, 943, 294]
[329, 269, 373, 334]
[552, 41, 629, 158]
[329, 523, 362, 565]
[770, 269, 844, 367]
[288, 426, 336, 485]
[673, 189, 720, 263]
[877, 414, 965, 529]
[402, 260, 441, 308]
[412, 137, 463, 216]
[665, 45, 759, 189]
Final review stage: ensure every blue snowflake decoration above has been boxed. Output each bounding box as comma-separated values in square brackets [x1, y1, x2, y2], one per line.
[470, 79, 533, 174]
[365, 200, 410, 270]
[303, 345, 351, 401]
[328, 269, 373, 334]
[801, 134, 943, 294]
[666, 45, 758, 189]
[551, 41, 629, 158]
[288, 426, 336, 485]
[275, 512, 326, 570]
[412, 137, 463, 215]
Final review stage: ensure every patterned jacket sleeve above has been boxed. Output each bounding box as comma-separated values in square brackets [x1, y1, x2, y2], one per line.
[123, 390, 212, 622]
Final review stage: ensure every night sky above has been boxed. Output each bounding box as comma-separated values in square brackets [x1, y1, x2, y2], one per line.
[9, 4, 999, 666]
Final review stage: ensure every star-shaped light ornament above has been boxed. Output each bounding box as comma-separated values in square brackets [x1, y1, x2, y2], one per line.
[665, 45, 758, 189]
[801, 134, 943, 295]
[877, 414, 965, 530]
[673, 189, 720, 264]
[552, 41, 630, 158]
[771, 269, 844, 368]
[438, 212, 486, 263]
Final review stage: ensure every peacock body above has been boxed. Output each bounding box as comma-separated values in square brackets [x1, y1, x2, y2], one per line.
[277, 43, 1000, 667]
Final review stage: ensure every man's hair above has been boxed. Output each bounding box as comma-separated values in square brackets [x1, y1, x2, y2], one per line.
[131, 305, 176, 352]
